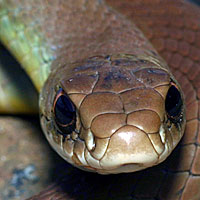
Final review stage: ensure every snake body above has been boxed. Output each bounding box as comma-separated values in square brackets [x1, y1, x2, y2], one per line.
[0, 0, 200, 199]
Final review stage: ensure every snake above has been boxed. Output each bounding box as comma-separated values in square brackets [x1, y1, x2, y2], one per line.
[0, 0, 199, 199]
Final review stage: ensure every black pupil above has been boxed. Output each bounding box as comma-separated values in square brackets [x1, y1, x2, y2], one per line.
[165, 85, 182, 118]
[54, 91, 76, 126]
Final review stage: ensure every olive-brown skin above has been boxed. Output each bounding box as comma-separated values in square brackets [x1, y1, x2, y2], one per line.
[29, 0, 200, 199]
[1, 0, 200, 199]
[30, 0, 186, 175]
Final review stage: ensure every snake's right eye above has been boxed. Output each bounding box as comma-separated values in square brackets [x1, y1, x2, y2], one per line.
[53, 88, 76, 134]
[165, 84, 183, 121]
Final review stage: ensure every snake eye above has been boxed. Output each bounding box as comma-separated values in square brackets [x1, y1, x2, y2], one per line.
[165, 84, 183, 120]
[53, 88, 76, 134]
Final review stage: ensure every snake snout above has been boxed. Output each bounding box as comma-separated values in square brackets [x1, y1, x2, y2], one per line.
[77, 89, 167, 173]
[98, 124, 160, 173]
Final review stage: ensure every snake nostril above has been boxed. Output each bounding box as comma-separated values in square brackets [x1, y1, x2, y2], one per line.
[53, 88, 76, 134]
[165, 84, 183, 120]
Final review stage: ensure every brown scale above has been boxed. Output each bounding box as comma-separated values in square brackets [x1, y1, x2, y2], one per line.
[1, 0, 199, 199]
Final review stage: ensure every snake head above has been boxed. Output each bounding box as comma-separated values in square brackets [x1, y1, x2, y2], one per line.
[39, 54, 186, 174]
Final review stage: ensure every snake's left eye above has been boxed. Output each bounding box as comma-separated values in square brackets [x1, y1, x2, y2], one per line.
[53, 88, 76, 133]
[165, 84, 183, 120]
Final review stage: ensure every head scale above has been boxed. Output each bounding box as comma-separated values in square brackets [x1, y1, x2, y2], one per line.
[40, 54, 186, 174]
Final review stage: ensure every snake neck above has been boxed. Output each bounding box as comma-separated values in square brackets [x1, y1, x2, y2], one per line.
[39, 0, 186, 174]
[50, 0, 168, 71]
[0, 0, 169, 92]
